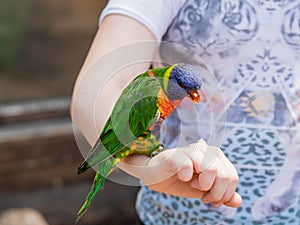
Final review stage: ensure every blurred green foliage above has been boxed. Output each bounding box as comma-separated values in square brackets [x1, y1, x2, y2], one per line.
[0, 0, 31, 65]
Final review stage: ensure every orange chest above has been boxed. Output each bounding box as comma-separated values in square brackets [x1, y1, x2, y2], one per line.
[156, 89, 182, 119]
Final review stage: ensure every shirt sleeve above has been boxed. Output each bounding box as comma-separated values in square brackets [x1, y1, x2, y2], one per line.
[99, 0, 185, 41]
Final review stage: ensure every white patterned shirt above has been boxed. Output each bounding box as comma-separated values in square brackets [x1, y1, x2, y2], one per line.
[101, 1, 300, 224]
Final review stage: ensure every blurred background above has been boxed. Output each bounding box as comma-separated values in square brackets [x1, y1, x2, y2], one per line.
[0, 0, 139, 224]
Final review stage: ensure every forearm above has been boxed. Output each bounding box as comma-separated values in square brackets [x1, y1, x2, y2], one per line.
[71, 14, 157, 145]
[70, 15, 242, 207]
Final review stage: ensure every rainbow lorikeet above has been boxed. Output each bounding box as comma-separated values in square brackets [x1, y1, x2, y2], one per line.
[76, 63, 203, 222]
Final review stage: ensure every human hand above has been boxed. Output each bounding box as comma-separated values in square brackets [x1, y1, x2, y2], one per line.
[119, 140, 242, 208]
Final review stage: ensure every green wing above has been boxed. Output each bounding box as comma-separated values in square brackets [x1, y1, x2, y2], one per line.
[77, 73, 162, 174]
[75, 67, 170, 222]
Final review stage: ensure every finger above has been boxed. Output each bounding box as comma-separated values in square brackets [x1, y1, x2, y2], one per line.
[215, 170, 238, 205]
[183, 145, 206, 173]
[176, 158, 194, 182]
[199, 145, 220, 172]
[219, 180, 238, 206]
[201, 169, 229, 203]
[161, 151, 194, 182]
[223, 192, 243, 208]
[184, 140, 208, 155]
[217, 150, 239, 204]
[191, 165, 217, 191]
[217, 149, 238, 175]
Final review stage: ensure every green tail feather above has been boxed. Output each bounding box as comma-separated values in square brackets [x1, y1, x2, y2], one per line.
[75, 171, 104, 224]
[77, 161, 90, 175]
[75, 158, 116, 223]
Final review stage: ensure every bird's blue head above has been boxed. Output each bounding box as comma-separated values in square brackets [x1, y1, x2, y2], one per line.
[166, 64, 203, 103]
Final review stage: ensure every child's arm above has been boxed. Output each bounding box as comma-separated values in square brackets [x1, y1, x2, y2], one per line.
[71, 14, 158, 144]
[71, 14, 242, 208]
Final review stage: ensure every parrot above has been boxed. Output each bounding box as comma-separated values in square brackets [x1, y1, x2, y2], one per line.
[75, 63, 203, 222]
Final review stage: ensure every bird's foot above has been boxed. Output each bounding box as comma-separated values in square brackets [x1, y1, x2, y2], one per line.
[150, 144, 165, 158]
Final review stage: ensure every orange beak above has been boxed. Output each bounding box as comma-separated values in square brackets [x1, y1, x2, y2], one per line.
[188, 90, 201, 103]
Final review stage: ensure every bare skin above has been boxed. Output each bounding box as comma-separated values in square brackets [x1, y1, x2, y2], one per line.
[71, 14, 242, 208]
